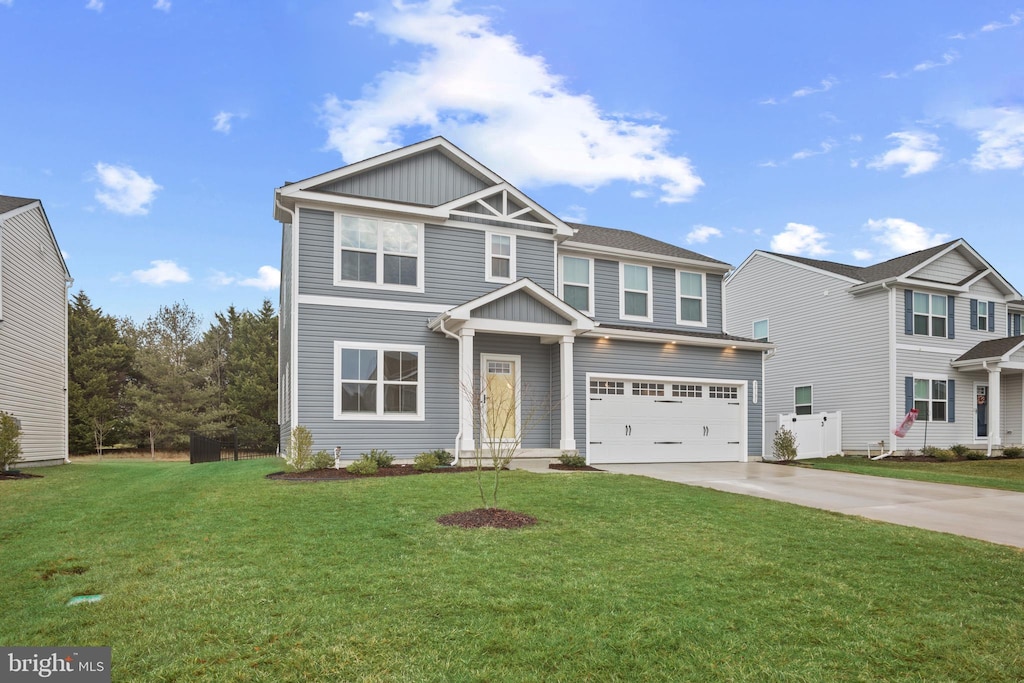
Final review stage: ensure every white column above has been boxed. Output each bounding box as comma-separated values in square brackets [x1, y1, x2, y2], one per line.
[459, 329, 476, 451]
[559, 335, 576, 450]
[988, 366, 1002, 448]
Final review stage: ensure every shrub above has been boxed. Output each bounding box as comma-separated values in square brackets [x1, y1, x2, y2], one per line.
[930, 448, 956, 462]
[422, 448, 454, 466]
[920, 445, 941, 457]
[964, 451, 987, 461]
[346, 457, 379, 475]
[949, 444, 971, 458]
[0, 411, 23, 472]
[284, 425, 314, 472]
[771, 426, 798, 462]
[1002, 446, 1023, 459]
[361, 449, 394, 468]
[311, 450, 335, 470]
[413, 452, 439, 471]
[558, 451, 587, 468]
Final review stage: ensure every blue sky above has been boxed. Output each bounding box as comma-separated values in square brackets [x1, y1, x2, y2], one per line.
[2, 1, 1022, 322]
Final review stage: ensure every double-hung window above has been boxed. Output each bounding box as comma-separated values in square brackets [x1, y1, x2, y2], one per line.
[795, 386, 812, 415]
[913, 292, 947, 337]
[914, 378, 947, 422]
[486, 233, 515, 282]
[753, 319, 769, 342]
[560, 256, 592, 313]
[335, 342, 425, 420]
[336, 214, 422, 291]
[677, 270, 706, 325]
[620, 263, 651, 321]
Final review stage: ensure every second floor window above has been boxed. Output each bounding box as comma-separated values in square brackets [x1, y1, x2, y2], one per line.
[677, 271, 705, 325]
[753, 319, 769, 342]
[620, 263, 651, 320]
[486, 233, 515, 282]
[913, 292, 947, 337]
[795, 385, 812, 415]
[337, 215, 421, 290]
[561, 256, 592, 313]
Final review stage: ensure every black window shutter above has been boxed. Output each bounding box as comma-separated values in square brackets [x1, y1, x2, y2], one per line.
[905, 376, 914, 414]
[988, 302, 996, 332]
[947, 295, 955, 339]
[947, 379, 955, 423]
[970, 299, 978, 330]
[904, 290, 913, 335]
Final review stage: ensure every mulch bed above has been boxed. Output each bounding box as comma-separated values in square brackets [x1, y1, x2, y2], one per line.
[436, 508, 538, 529]
[548, 463, 603, 471]
[0, 471, 43, 480]
[267, 465, 501, 481]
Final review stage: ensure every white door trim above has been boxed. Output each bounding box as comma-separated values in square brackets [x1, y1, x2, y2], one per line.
[480, 353, 522, 445]
[974, 382, 989, 442]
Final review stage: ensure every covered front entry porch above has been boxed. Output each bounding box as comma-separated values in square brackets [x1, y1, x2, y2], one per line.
[952, 337, 1024, 453]
[427, 279, 595, 458]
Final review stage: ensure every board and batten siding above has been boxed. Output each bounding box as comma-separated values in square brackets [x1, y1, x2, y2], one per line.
[591, 258, 724, 332]
[278, 221, 293, 451]
[725, 254, 890, 453]
[572, 338, 762, 458]
[315, 149, 488, 206]
[296, 208, 556, 304]
[0, 206, 67, 465]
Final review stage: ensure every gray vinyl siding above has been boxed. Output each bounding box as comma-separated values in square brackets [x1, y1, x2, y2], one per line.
[315, 149, 488, 206]
[0, 206, 67, 465]
[914, 249, 977, 284]
[895, 348, 974, 448]
[573, 338, 762, 458]
[279, 222, 293, 451]
[1002, 374, 1022, 447]
[725, 254, 889, 452]
[296, 305, 458, 458]
[473, 290, 570, 324]
[297, 208, 556, 304]
[900, 280, 1008, 352]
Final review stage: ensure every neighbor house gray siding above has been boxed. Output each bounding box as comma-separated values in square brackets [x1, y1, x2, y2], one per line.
[315, 149, 488, 206]
[472, 290, 570, 324]
[296, 208, 556, 305]
[0, 205, 67, 465]
[572, 338, 763, 458]
[913, 249, 977, 284]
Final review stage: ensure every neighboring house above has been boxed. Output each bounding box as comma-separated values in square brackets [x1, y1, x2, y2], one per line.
[0, 195, 72, 467]
[725, 240, 1023, 455]
[275, 137, 769, 464]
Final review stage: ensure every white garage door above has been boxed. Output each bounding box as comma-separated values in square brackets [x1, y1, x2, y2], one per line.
[587, 378, 744, 463]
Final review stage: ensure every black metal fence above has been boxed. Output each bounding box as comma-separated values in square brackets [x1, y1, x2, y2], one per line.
[189, 427, 279, 464]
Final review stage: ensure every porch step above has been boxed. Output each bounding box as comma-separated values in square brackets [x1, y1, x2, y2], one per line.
[455, 448, 562, 463]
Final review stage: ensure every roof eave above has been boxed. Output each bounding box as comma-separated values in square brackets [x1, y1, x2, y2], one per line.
[560, 241, 731, 273]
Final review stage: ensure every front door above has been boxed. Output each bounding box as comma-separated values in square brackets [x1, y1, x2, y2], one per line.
[976, 384, 988, 439]
[481, 354, 520, 444]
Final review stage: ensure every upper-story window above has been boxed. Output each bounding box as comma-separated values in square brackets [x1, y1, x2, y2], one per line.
[486, 232, 516, 283]
[971, 299, 995, 333]
[560, 256, 593, 314]
[1009, 312, 1022, 337]
[913, 292, 947, 337]
[753, 319, 769, 342]
[676, 271, 706, 326]
[620, 263, 652, 321]
[335, 214, 423, 292]
[795, 385, 812, 415]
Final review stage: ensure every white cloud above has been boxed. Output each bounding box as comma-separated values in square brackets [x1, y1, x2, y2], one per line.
[559, 205, 587, 223]
[957, 107, 1024, 171]
[239, 266, 280, 290]
[913, 51, 958, 72]
[629, 190, 650, 199]
[153, 0, 171, 11]
[865, 218, 951, 255]
[213, 111, 242, 134]
[981, 10, 1022, 32]
[0, 0, 13, 7]
[686, 225, 722, 245]
[867, 131, 942, 176]
[350, 11, 373, 26]
[131, 260, 191, 286]
[792, 139, 836, 160]
[86, 0, 103, 11]
[792, 76, 838, 98]
[321, 1, 703, 204]
[770, 223, 832, 257]
[852, 249, 873, 261]
[881, 71, 900, 79]
[757, 160, 778, 168]
[93, 162, 161, 215]
[758, 97, 778, 106]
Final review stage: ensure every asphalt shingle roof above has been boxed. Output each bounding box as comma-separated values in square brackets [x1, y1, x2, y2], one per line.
[0, 195, 37, 215]
[565, 223, 729, 266]
[766, 239, 962, 284]
[955, 336, 1024, 362]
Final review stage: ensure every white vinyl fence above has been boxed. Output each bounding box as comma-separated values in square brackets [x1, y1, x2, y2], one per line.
[775, 411, 843, 459]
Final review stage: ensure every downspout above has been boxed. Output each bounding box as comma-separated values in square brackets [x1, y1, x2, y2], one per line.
[762, 347, 776, 460]
[275, 198, 298, 453]
[436, 314, 463, 466]
[64, 275, 74, 464]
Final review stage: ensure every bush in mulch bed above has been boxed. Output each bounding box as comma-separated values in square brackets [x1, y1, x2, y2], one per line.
[548, 463, 603, 471]
[267, 464, 502, 481]
[436, 508, 537, 529]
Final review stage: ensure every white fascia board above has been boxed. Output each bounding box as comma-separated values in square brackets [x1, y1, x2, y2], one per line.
[850, 276, 967, 295]
[902, 240, 1019, 298]
[441, 219, 557, 241]
[589, 326, 773, 350]
[560, 241, 732, 274]
[438, 183, 573, 236]
[901, 239, 965, 279]
[286, 191, 447, 220]
[443, 278, 595, 330]
[460, 318, 578, 337]
[0, 201, 70, 280]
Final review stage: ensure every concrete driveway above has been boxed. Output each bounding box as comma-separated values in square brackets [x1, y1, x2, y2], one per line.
[598, 461, 1024, 548]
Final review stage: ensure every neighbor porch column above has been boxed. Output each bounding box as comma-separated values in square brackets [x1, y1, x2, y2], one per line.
[459, 329, 476, 451]
[988, 365, 1002, 450]
[559, 335, 576, 450]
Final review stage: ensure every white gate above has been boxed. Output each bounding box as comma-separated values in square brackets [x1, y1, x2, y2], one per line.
[775, 412, 842, 459]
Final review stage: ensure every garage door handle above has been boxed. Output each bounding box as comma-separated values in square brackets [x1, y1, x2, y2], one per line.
[589, 441, 602, 444]
[590, 397, 602, 401]
[729, 402, 740, 405]
[728, 441, 740, 444]
[655, 400, 683, 403]
[654, 441, 682, 444]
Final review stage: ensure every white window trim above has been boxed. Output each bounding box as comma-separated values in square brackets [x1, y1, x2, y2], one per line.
[977, 301, 989, 332]
[333, 341, 426, 421]
[753, 319, 769, 342]
[559, 255, 594, 314]
[485, 231, 516, 284]
[794, 384, 813, 414]
[676, 270, 707, 327]
[912, 374, 948, 423]
[912, 292, 947, 338]
[333, 212, 425, 293]
[619, 262, 652, 323]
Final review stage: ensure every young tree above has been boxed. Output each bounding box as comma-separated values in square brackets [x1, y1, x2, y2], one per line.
[0, 411, 23, 471]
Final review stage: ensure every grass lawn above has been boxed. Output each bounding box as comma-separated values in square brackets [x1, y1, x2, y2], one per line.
[801, 456, 1024, 493]
[3, 461, 1024, 681]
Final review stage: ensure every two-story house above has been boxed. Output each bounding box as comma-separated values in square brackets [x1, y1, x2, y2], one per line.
[0, 195, 72, 467]
[725, 240, 1023, 455]
[275, 137, 769, 464]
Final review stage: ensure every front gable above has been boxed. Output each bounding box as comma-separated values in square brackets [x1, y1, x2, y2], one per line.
[902, 241, 1018, 300]
[471, 289, 572, 325]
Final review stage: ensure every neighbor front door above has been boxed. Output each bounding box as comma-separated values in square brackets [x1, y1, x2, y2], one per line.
[480, 354, 520, 445]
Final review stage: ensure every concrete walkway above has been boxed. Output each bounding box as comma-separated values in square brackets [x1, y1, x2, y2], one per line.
[587, 462, 1024, 548]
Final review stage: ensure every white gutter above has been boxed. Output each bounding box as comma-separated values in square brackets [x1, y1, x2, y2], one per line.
[435, 313, 463, 466]
[275, 197, 300, 449]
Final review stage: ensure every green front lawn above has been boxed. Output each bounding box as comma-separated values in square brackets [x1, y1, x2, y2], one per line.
[3, 460, 1024, 681]
[801, 456, 1024, 493]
